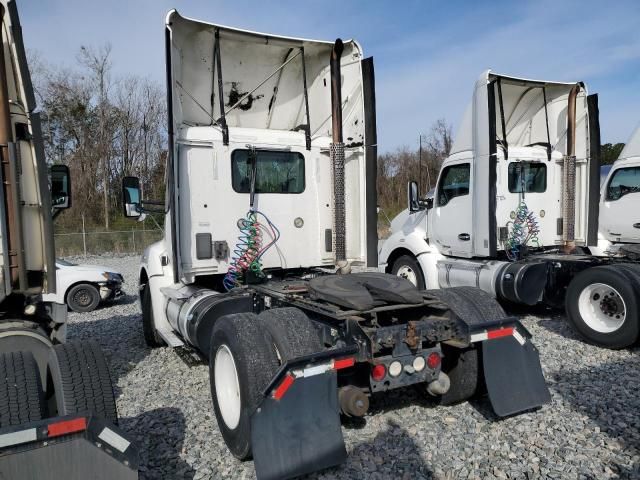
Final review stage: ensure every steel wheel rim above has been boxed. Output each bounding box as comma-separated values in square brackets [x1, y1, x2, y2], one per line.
[578, 282, 626, 333]
[74, 288, 92, 307]
[396, 265, 418, 287]
[214, 344, 241, 430]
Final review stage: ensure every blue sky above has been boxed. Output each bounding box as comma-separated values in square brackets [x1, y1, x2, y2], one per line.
[19, 0, 640, 152]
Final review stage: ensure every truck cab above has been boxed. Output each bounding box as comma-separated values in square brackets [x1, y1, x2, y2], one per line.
[599, 128, 640, 244]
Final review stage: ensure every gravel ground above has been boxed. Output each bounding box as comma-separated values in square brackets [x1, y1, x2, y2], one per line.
[66, 255, 640, 480]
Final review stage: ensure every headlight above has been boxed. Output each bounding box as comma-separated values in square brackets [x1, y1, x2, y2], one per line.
[102, 272, 122, 282]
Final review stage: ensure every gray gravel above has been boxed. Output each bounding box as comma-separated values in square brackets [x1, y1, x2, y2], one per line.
[66, 255, 640, 479]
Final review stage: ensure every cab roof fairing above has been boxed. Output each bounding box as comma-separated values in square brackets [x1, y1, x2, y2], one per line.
[450, 69, 590, 160]
[165, 10, 366, 145]
[618, 122, 640, 162]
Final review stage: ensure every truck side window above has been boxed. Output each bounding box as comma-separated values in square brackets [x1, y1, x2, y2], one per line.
[437, 163, 470, 206]
[606, 166, 640, 201]
[508, 162, 546, 193]
[231, 150, 305, 194]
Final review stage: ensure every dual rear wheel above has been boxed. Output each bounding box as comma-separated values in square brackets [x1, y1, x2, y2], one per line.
[208, 308, 322, 459]
[0, 341, 118, 429]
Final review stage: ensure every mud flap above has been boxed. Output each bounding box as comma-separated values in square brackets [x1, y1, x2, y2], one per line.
[0, 415, 138, 479]
[250, 347, 356, 480]
[482, 335, 551, 417]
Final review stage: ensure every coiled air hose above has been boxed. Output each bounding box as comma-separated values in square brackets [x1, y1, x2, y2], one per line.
[223, 210, 280, 291]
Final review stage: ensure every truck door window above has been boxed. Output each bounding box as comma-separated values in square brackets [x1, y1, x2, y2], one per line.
[231, 150, 305, 194]
[437, 163, 470, 206]
[606, 167, 640, 201]
[508, 162, 546, 193]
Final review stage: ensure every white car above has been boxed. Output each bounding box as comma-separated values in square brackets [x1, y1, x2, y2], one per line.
[42, 259, 124, 312]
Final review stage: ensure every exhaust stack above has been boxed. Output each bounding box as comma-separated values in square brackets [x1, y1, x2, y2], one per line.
[330, 39, 346, 263]
[562, 83, 580, 250]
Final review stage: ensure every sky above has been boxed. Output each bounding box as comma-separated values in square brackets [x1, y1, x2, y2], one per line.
[18, 0, 640, 153]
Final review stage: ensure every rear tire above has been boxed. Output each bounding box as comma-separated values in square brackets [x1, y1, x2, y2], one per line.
[426, 287, 507, 405]
[0, 351, 45, 427]
[141, 284, 164, 348]
[391, 255, 426, 290]
[47, 341, 118, 425]
[67, 283, 100, 312]
[258, 307, 323, 361]
[566, 265, 640, 349]
[209, 313, 280, 460]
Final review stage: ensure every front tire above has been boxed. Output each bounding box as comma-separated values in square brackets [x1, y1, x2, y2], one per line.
[209, 313, 280, 460]
[141, 284, 164, 348]
[67, 283, 100, 312]
[566, 265, 640, 349]
[391, 254, 426, 289]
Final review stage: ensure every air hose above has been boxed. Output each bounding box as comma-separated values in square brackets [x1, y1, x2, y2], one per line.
[223, 209, 280, 291]
[506, 163, 540, 261]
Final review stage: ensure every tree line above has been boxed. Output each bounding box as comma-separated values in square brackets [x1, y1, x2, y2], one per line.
[29, 44, 167, 233]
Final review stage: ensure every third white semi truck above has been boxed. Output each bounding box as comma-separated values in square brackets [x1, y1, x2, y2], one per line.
[380, 72, 640, 349]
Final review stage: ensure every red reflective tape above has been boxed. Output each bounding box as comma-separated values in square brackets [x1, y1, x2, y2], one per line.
[487, 327, 514, 340]
[333, 357, 355, 370]
[272, 374, 295, 400]
[47, 417, 87, 438]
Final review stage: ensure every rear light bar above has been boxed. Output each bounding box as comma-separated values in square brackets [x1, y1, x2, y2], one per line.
[470, 326, 525, 345]
[272, 356, 355, 400]
[48, 417, 87, 438]
[0, 416, 131, 454]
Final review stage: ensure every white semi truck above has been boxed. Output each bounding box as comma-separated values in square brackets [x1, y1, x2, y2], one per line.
[124, 11, 550, 480]
[379, 72, 640, 349]
[0, 2, 138, 478]
[598, 126, 640, 247]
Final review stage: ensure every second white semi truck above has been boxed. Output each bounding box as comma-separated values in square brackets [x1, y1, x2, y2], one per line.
[380, 72, 640, 349]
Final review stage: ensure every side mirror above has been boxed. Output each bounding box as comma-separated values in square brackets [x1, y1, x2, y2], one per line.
[50, 165, 71, 210]
[122, 176, 142, 218]
[408, 181, 422, 213]
[426, 197, 434, 210]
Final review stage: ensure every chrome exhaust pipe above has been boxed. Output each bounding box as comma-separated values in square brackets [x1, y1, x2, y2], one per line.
[330, 39, 346, 263]
[562, 83, 580, 251]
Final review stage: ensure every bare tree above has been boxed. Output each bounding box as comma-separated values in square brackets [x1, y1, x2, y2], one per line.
[78, 44, 113, 229]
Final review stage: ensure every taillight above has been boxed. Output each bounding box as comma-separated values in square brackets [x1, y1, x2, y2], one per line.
[371, 364, 386, 381]
[426, 352, 441, 369]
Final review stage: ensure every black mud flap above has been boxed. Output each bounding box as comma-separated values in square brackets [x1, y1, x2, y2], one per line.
[482, 335, 551, 417]
[0, 415, 138, 479]
[250, 347, 356, 480]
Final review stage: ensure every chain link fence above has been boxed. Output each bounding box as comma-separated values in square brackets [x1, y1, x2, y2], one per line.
[54, 229, 164, 257]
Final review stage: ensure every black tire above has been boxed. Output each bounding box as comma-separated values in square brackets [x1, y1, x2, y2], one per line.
[426, 287, 507, 405]
[141, 284, 164, 348]
[391, 254, 426, 290]
[67, 283, 100, 313]
[209, 313, 280, 460]
[258, 307, 323, 361]
[566, 265, 640, 349]
[438, 346, 479, 406]
[47, 341, 118, 425]
[0, 351, 45, 427]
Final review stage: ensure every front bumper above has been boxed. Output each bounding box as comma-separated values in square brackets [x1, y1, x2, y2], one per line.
[99, 281, 123, 301]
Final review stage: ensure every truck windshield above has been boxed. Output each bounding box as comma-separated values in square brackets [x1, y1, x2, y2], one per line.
[231, 150, 305, 194]
[607, 167, 640, 200]
[508, 162, 546, 193]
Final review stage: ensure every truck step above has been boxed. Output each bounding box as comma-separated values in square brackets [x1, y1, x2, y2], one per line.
[157, 329, 184, 348]
[174, 346, 206, 367]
